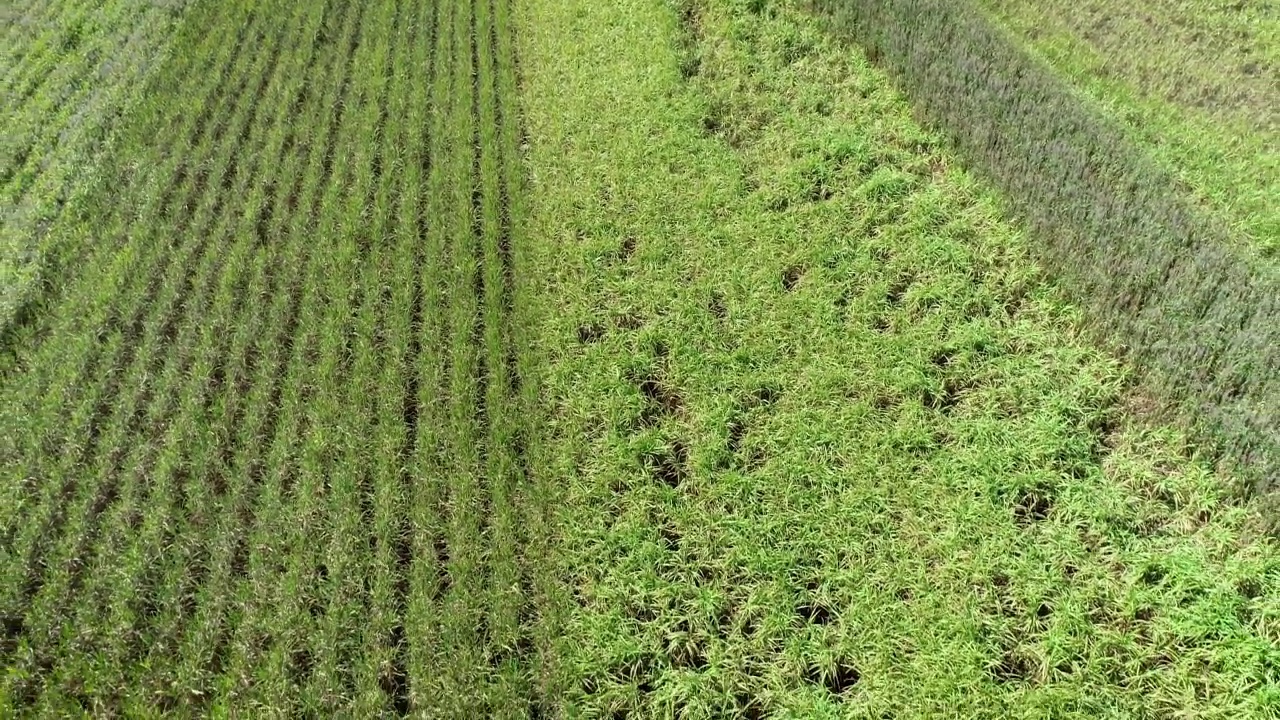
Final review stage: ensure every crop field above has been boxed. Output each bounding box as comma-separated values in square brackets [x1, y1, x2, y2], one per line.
[2, 0, 197, 335]
[2, 0, 543, 713]
[972, 0, 1279, 256]
[1, 0, 1278, 717]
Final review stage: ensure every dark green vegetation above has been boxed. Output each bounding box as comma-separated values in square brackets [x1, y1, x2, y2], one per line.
[2, 0, 1279, 716]
[520, 0, 1280, 716]
[810, 0, 1280, 503]
[2, 0, 551, 714]
[2, 0, 197, 338]
[973, 0, 1279, 254]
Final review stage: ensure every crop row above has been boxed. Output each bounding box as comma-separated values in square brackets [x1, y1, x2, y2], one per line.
[1, 0, 197, 339]
[1, 0, 542, 714]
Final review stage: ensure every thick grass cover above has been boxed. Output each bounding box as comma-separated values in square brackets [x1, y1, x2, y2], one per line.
[519, 0, 1280, 715]
[808, 0, 1280, 503]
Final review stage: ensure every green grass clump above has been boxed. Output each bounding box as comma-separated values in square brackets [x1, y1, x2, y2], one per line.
[517, 0, 1280, 715]
[808, 0, 1280, 501]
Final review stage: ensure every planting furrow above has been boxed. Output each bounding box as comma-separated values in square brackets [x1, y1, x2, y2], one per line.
[300, 1, 403, 709]
[191, 0, 373, 709]
[0, 0, 94, 117]
[32, 2, 341, 709]
[0, 0, 257, 373]
[11, 0, 536, 713]
[151, 3, 352, 678]
[402, 0, 455, 707]
[472, 0, 532, 710]
[0, 0, 142, 124]
[45, 0, 303, 603]
[0, 0, 190, 199]
[489, 0, 561, 707]
[0, 3, 263, 560]
[0, 0, 158, 117]
[313, 0, 415, 712]
[379, 0, 444, 711]
[140, 1, 363, 707]
[0, 0, 110, 99]
[428, 0, 494, 709]
[16, 0, 292, 600]
[0, 0, 71, 75]
[283, 77, 381, 710]
[1, 1, 200, 340]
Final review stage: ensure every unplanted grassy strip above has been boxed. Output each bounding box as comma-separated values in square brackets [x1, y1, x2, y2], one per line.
[517, 0, 1280, 715]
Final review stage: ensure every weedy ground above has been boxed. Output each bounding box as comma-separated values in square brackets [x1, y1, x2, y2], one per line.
[519, 0, 1280, 716]
[0, 0, 1278, 717]
[972, 0, 1280, 257]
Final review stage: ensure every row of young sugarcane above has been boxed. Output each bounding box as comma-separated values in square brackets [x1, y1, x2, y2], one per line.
[1, 0, 198, 341]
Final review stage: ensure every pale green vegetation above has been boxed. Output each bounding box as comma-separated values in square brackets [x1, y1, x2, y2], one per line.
[0, 0, 1276, 717]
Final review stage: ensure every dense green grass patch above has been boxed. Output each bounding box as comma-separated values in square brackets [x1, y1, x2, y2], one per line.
[808, 0, 1280, 502]
[519, 0, 1280, 715]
